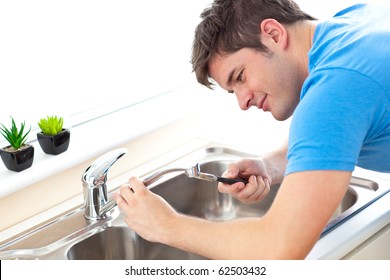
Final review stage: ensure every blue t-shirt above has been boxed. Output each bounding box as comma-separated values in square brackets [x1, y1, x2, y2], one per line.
[286, 4, 390, 175]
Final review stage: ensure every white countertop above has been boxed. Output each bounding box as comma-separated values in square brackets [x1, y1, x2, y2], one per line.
[310, 192, 389, 259]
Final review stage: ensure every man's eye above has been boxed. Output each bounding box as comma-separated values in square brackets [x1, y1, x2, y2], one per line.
[237, 70, 243, 82]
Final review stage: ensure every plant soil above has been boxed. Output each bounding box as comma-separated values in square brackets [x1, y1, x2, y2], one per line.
[1, 144, 31, 153]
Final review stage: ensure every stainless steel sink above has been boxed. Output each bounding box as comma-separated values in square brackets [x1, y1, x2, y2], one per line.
[67, 227, 138, 260]
[0, 145, 389, 260]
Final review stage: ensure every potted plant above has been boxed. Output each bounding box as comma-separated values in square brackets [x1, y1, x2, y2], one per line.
[37, 115, 70, 155]
[0, 117, 34, 172]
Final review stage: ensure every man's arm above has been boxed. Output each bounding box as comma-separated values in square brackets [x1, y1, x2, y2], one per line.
[116, 170, 351, 259]
[262, 138, 288, 185]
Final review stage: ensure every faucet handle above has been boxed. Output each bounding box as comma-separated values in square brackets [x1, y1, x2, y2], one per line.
[82, 148, 127, 188]
[82, 148, 127, 220]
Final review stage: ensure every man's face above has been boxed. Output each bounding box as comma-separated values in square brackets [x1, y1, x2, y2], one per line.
[208, 47, 303, 121]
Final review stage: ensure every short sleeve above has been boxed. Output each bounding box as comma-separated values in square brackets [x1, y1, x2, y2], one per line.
[286, 69, 386, 175]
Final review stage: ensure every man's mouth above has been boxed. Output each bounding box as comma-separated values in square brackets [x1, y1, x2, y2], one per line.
[258, 95, 267, 111]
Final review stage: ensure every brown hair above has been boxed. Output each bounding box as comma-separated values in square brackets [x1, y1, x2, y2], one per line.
[191, 0, 316, 88]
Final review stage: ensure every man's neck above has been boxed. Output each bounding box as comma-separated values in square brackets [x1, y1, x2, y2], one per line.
[287, 20, 318, 77]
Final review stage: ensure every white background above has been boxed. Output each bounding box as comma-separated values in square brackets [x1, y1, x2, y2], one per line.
[1, 0, 384, 143]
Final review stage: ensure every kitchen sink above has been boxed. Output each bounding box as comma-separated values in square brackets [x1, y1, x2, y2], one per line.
[67, 227, 204, 260]
[0, 144, 389, 260]
[67, 227, 137, 260]
[67, 159, 357, 260]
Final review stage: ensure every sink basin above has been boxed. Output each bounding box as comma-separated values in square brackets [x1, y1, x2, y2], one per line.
[67, 227, 137, 260]
[0, 145, 388, 260]
[67, 227, 204, 260]
[67, 159, 359, 260]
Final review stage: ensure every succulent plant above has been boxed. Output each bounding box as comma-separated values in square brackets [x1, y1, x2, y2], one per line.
[0, 117, 31, 150]
[38, 115, 64, 136]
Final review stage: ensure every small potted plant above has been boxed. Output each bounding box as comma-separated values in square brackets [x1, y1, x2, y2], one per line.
[37, 115, 70, 155]
[0, 117, 34, 172]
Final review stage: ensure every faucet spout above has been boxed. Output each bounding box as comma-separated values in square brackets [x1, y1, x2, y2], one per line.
[82, 148, 127, 220]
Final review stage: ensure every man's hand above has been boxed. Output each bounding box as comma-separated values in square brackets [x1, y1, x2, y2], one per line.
[114, 176, 178, 243]
[218, 159, 271, 204]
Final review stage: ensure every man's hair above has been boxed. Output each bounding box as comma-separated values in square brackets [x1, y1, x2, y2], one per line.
[191, 0, 316, 88]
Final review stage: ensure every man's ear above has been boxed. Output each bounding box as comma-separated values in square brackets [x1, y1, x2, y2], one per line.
[260, 19, 288, 50]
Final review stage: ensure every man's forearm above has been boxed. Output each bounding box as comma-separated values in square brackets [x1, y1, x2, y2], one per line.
[262, 140, 288, 185]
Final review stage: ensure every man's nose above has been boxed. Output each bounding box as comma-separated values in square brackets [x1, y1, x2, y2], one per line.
[235, 89, 252, 110]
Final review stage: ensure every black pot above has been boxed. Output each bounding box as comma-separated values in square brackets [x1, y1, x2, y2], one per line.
[0, 144, 34, 172]
[37, 129, 70, 155]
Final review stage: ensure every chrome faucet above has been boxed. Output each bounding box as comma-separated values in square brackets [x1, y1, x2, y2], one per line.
[82, 148, 247, 221]
[82, 148, 127, 220]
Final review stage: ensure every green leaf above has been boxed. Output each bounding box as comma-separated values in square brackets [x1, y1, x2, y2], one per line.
[38, 115, 64, 136]
[0, 117, 31, 150]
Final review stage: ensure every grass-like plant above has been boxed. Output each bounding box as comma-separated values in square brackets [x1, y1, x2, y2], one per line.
[38, 115, 64, 136]
[0, 117, 31, 150]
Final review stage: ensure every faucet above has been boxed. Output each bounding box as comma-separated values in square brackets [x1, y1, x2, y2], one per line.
[81, 147, 247, 221]
[82, 148, 127, 220]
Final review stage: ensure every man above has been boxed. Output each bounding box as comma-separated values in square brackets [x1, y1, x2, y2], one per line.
[114, 0, 390, 259]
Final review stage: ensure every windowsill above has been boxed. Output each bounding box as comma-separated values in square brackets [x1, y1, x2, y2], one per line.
[0, 83, 209, 198]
